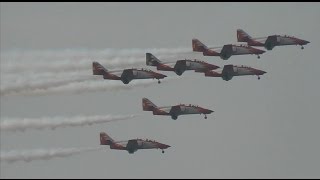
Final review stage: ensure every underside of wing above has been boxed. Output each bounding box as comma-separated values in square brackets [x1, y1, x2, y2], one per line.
[264, 36, 279, 50]
[222, 65, 235, 75]
[126, 140, 139, 153]
[169, 105, 181, 116]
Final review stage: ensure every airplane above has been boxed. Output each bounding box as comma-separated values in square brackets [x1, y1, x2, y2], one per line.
[142, 98, 214, 120]
[204, 64, 267, 81]
[237, 29, 310, 50]
[146, 53, 220, 76]
[192, 38, 265, 60]
[92, 61, 167, 84]
[100, 132, 171, 154]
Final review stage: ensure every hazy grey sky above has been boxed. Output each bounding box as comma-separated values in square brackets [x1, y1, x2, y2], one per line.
[1, 2, 320, 178]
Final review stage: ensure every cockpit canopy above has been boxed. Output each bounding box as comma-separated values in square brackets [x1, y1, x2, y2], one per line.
[179, 104, 199, 107]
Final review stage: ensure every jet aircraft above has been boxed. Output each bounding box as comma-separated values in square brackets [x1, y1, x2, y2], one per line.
[146, 53, 219, 76]
[100, 132, 171, 154]
[192, 38, 265, 60]
[204, 64, 266, 81]
[93, 61, 167, 84]
[142, 98, 214, 120]
[237, 29, 310, 50]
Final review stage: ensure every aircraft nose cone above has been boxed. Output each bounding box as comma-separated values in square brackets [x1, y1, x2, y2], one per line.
[254, 69, 266, 75]
[211, 64, 220, 70]
[260, 70, 267, 74]
[160, 144, 171, 149]
[258, 49, 266, 54]
[157, 73, 167, 78]
[202, 108, 214, 114]
[304, 40, 310, 44]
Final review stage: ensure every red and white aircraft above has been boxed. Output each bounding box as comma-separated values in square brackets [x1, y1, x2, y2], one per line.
[93, 61, 167, 84]
[146, 53, 219, 76]
[192, 38, 265, 60]
[100, 132, 171, 154]
[142, 98, 214, 120]
[237, 29, 310, 50]
[204, 64, 267, 81]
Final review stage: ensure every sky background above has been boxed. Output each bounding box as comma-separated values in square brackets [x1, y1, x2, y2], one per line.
[1, 2, 320, 178]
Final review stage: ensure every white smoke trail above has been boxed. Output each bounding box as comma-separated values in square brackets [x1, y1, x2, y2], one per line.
[0, 114, 138, 132]
[2, 56, 145, 74]
[0, 75, 97, 97]
[0, 147, 105, 163]
[1, 76, 182, 97]
[1, 47, 192, 97]
[1, 47, 191, 74]
[1, 47, 191, 61]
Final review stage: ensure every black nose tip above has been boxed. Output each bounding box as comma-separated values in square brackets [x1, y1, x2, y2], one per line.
[260, 70, 267, 74]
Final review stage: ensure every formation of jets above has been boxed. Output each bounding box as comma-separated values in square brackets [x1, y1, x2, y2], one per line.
[94, 29, 309, 154]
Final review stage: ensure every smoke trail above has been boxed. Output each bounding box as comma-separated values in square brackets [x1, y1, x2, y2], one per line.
[0, 75, 97, 97]
[1, 76, 182, 97]
[0, 114, 138, 132]
[0, 147, 104, 163]
[1, 47, 193, 97]
[1, 47, 192, 74]
[2, 56, 146, 74]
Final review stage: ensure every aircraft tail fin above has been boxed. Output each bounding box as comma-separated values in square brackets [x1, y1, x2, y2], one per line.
[192, 38, 208, 52]
[142, 98, 157, 111]
[100, 132, 114, 145]
[146, 53, 162, 66]
[237, 29, 252, 42]
[93, 62, 108, 75]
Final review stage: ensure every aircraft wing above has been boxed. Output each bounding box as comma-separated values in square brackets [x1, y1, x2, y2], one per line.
[264, 35, 280, 50]
[126, 139, 139, 153]
[222, 65, 235, 75]
[174, 60, 187, 70]
[265, 36, 279, 45]
[169, 105, 182, 116]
